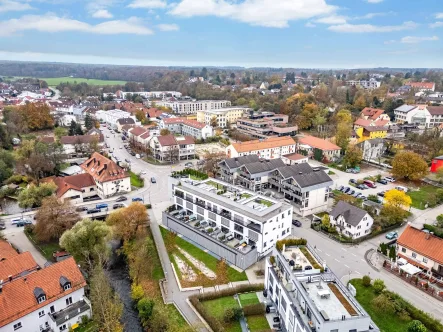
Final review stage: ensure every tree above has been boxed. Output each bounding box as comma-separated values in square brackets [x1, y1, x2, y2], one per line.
[0, 124, 12, 149]
[384, 189, 412, 209]
[160, 128, 170, 136]
[436, 167, 443, 182]
[407, 320, 427, 332]
[343, 145, 362, 167]
[106, 202, 148, 242]
[18, 182, 57, 209]
[354, 95, 367, 111]
[436, 214, 443, 228]
[68, 120, 77, 136]
[90, 264, 123, 332]
[54, 127, 67, 140]
[75, 122, 83, 135]
[16, 103, 54, 131]
[84, 113, 94, 130]
[163, 145, 180, 163]
[0, 150, 14, 183]
[137, 298, 155, 327]
[34, 196, 79, 242]
[210, 116, 218, 128]
[362, 275, 371, 287]
[392, 151, 428, 180]
[389, 246, 396, 260]
[295, 102, 318, 129]
[373, 279, 385, 294]
[59, 218, 112, 268]
[335, 122, 352, 152]
[379, 205, 407, 227]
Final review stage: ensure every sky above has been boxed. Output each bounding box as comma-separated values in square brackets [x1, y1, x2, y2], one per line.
[0, 0, 442, 68]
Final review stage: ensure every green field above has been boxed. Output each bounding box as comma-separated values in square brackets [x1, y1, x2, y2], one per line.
[407, 185, 440, 209]
[38, 77, 127, 86]
[202, 296, 242, 332]
[238, 293, 260, 306]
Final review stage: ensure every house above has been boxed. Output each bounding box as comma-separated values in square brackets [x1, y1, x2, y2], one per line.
[329, 201, 373, 239]
[296, 135, 341, 161]
[357, 138, 385, 162]
[218, 155, 261, 183]
[159, 118, 214, 139]
[360, 107, 390, 122]
[259, 82, 269, 90]
[405, 82, 435, 92]
[355, 126, 387, 143]
[431, 155, 443, 173]
[394, 105, 431, 128]
[0, 248, 91, 332]
[397, 225, 443, 277]
[149, 135, 195, 162]
[226, 136, 297, 159]
[196, 107, 249, 128]
[80, 152, 131, 198]
[281, 153, 309, 165]
[236, 114, 297, 139]
[116, 118, 136, 132]
[60, 134, 104, 158]
[48, 173, 99, 203]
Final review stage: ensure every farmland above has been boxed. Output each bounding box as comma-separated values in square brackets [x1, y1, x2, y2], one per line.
[38, 77, 128, 86]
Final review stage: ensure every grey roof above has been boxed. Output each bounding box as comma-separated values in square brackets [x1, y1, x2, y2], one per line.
[277, 163, 333, 191]
[223, 155, 260, 169]
[243, 159, 286, 174]
[117, 118, 135, 125]
[59, 275, 70, 287]
[330, 201, 367, 227]
[394, 105, 416, 113]
[33, 287, 45, 299]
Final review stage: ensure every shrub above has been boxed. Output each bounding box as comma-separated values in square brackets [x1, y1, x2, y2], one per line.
[137, 298, 155, 327]
[243, 303, 265, 316]
[24, 224, 35, 236]
[373, 279, 386, 294]
[276, 238, 307, 251]
[131, 283, 144, 302]
[299, 247, 324, 272]
[269, 256, 275, 266]
[371, 294, 395, 314]
[145, 204, 152, 209]
[407, 320, 427, 332]
[223, 308, 235, 323]
[362, 275, 371, 287]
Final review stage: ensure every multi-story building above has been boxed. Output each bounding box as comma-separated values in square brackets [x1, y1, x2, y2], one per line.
[164, 177, 293, 269]
[405, 82, 435, 92]
[197, 107, 249, 128]
[0, 248, 91, 332]
[394, 105, 430, 127]
[264, 245, 379, 332]
[149, 135, 195, 162]
[218, 155, 262, 184]
[355, 126, 387, 143]
[226, 136, 297, 159]
[357, 138, 385, 162]
[159, 118, 214, 139]
[156, 99, 231, 114]
[115, 90, 182, 99]
[236, 114, 297, 139]
[329, 201, 374, 239]
[95, 109, 139, 130]
[346, 79, 381, 89]
[47, 173, 99, 204]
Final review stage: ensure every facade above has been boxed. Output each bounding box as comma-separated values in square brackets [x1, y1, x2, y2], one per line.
[281, 153, 309, 165]
[405, 82, 435, 92]
[265, 246, 379, 332]
[156, 99, 231, 114]
[346, 79, 381, 89]
[116, 90, 182, 99]
[226, 136, 297, 159]
[116, 118, 136, 132]
[48, 173, 99, 204]
[236, 114, 297, 139]
[165, 177, 293, 269]
[149, 135, 195, 162]
[197, 107, 249, 128]
[397, 225, 443, 277]
[94, 109, 139, 130]
[297, 135, 341, 161]
[80, 152, 131, 198]
[430, 155, 443, 173]
[394, 105, 431, 128]
[329, 201, 374, 239]
[357, 138, 385, 162]
[355, 126, 387, 143]
[159, 118, 214, 139]
[0, 254, 91, 332]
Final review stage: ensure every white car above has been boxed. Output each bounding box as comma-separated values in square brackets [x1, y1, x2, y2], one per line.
[11, 218, 22, 225]
[141, 171, 147, 175]
[384, 176, 396, 182]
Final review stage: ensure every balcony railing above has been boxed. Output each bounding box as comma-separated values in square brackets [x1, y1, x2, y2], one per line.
[196, 200, 206, 208]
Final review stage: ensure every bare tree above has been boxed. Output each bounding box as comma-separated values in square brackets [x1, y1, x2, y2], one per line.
[163, 145, 180, 163]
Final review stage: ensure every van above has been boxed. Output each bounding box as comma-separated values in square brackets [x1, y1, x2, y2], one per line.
[96, 203, 108, 209]
[395, 185, 408, 192]
[136, 154, 140, 159]
[363, 180, 377, 188]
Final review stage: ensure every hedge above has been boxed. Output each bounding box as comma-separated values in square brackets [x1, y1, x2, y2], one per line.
[243, 303, 265, 316]
[196, 284, 264, 301]
[299, 247, 324, 272]
[276, 238, 307, 252]
[423, 224, 443, 239]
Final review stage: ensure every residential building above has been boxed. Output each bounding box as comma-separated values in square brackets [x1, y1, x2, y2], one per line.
[353, 118, 390, 130]
[281, 153, 309, 165]
[156, 99, 231, 114]
[236, 114, 297, 139]
[234, 158, 287, 192]
[197, 107, 249, 128]
[60, 134, 104, 158]
[0, 251, 91, 332]
[329, 201, 373, 239]
[430, 155, 443, 173]
[397, 225, 443, 277]
[80, 152, 131, 198]
[149, 135, 195, 162]
[128, 126, 150, 145]
[355, 126, 387, 143]
[428, 106, 443, 128]
[265, 245, 379, 332]
[360, 107, 390, 122]
[357, 138, 385, 162]
[116, 118, 136, 132]
[115, 90, 182, 99]
[159, 118, 214, 139]
[218, 155, 261, 184]
[226, 136, 297, 159]
[297, 135, 341, 161]
[405, 82, 435, 92]
[394, 105, 430, 127]
[47, 173, 99, 203]
[95, 109, 139, 130]
[164, 177, 293, 269]
[346, 79, 381, 89]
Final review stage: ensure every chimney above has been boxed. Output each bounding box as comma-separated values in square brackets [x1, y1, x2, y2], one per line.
[0, 279, 3, 293]
[426, 232, 431, 240]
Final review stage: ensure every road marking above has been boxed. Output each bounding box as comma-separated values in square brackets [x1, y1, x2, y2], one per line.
[334, 258, 340, 263]
[360, 258, 365, 262]
[317, 248, 322, 252]
[355, 271, 361, 275]
[351, 253, 357, 257]
[344, 264, 350, 268]
[341, 248, 347, 252]
[325, 253, 330, 257]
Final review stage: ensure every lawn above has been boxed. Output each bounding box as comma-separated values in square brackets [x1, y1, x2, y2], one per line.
[160, 227, 247, 282]
[349, 279, 410, 332]
[129, 171, 144, 188]
[202, 296, 242, 332]
[144, 156, 162, 165]
[25, 230, 61, 261]
[407, 185, 440, 209]
[206, 180, 224, 190]
[238, 292, 260, 306]
[258, 199, 273, 207]
[38, 77, 127, 86]
[147, 227, 165, 280]
[241, 193, 252, 199]
[246, 315, 270, 331]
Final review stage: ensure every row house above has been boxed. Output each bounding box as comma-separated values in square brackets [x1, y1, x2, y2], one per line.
[156, 99, 231, 114]
[149, 135, 195, 162]
[329, 201, 374, 239]
[226, 136, 297, 159]
[159, 118, 214, 139]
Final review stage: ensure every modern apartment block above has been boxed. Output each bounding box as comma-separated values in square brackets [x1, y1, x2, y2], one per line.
[346, 79, 381, 89]
[164, 177, 293, 269]
[159, 117, 214, 139]
[197, 107, 249, 128]
[265, 245, 379, 332]
[156, 99, 231, 114]
[236, 113, 298, 139]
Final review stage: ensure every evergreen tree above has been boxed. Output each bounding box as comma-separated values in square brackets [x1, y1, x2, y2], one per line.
[75, 123, 83, 135]
[346, 89, 352, 104]
[84, 114, 94, 130]
[68, 120, 77, 136]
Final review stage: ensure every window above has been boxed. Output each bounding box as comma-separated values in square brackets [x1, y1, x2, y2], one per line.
[287, 211, 290, 216]
[281, 213, 284, 219]
[50, 306, 55, 313]
[38, 296, 46, 304]
[59, 324, 67, 331]
[263, 242, 267, 248]
[64, 284, 71, 291]
[38, 310, 45, 318]
[14, 323, 22, 330]
[66, 297, 73, 306]
[412, 252, 417, 258]
[423, 257, 428, 263]
[402, 247, 406, 253]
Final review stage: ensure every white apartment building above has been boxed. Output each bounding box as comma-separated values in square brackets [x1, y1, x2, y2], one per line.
[159, 118, 214, 139]
[329, 201, 374, 239]
[393, 105, 443, 128]
[115, 90, 182, 99]
[226, 136, 297, 159]
[197, 107, 248, 128]
[95, 109, 139, 130]
[265, 246, 379, 332]
[149, 135, 195, 162]
[164, 177, 293, 269]
[0, 255, 91, 332]
[156, 99, 231, 114]
[346, 79, 381, 89]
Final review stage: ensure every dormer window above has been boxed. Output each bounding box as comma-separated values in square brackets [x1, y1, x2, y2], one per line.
[33, 287, 46, 304]
[59, 276, 71, 291]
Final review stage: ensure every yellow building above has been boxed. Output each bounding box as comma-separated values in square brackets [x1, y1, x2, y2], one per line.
[196, 107, 249, 128]
[355, 126, 387, 143]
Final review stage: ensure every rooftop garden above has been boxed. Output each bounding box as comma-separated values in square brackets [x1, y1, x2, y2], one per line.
[256, 198, 273, 207]
[328, 283, 358, 316]
[173, 169, 209, 181]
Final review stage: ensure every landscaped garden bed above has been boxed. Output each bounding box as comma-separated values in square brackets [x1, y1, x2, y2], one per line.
[328, 283, 358, 316]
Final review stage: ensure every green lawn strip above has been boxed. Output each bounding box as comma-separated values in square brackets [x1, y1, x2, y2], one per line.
[129, 170, 144, 188]
[160, 227, 247, 282]
[202, 297, 242, 332]
[25, 231, 61, 261]
[258, 199, 273, 207]
[74, 321, 98, 332]
[246, 315, 270, 331]
[147, 227, 164, 280]
[165, 303, 188, 327]
[241, 193, 252, 199]
[38, 77, 127, 86]
[349, 279, 409, 332]
[238, 292, 260, 306]
[206, 180, 224, 190]
[407, 185, 439, 209]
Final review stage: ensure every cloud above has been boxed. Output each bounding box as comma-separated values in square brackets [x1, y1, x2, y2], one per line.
[305, 22, 316, 28]
[436, 13, 443, 19]
[92, 9, 113, 18]
[365, 0, 383, 3]
[0, 0, 33, 12]
[400, 36, 438, 44]
[157, 23, 179, 31]
[430, 21, 443, 28]
[328, 21, 417, 33]
[128, 0, 167, 9]
[315, 15, 347, 24]
[353, 12, 393, 20]
[384, 40, 396, 44]
[169, 0, 337, 28]
[0, 14, 154, 36]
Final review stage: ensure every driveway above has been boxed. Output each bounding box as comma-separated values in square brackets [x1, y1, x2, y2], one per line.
[4, 231, 47, 267]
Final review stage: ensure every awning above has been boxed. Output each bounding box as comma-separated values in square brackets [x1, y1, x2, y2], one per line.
[399, 263, 421, 275]
[397, 258, 408, 266]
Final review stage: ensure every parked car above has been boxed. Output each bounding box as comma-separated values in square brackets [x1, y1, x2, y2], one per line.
[385, 231, 398, 240]
[197, 160, 205, 166]
[377, 179, 388, 185]
[355, 192, 362, 198]
[377, 191, 386, 197]
[360, 195, 367, 201]
[113, 203, 125, 209]
[384, 176, 396, 182]
[304, 265, 313, 270]
[130, 152, 136, 156]
[151, 177, 156, 183]
[116, 196, 127, 202]
[349, 179, 357, 185]
[395, 185, 409, 193]
[343, 187, 351, 194]
[11, 218, 23, 225]
[357, 184, 367, 190]
[136, 154, 141, 159]
[292, 220, 302, 227]
[363, 180, 377, 188]
[16, 219, 32, 227]
[338, 185, 344, 191]
[132, 197, 143, 202]
[185, 162, 193, 168]
[348, 189, 355, 195]
[75, 206, 88, 212]
[87, 208, 100, 214]
[96, 203, 108, 209]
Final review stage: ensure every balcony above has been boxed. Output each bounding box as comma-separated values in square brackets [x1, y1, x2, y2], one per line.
[196, 200, 206, 208]
[49, 299, 91, 327]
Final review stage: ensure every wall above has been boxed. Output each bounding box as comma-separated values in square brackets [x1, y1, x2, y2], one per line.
[397, 245, 436, 270]
[98, 177, 131, 198]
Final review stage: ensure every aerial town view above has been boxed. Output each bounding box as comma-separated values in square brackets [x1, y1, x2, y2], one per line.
[0, 1, 442, 331]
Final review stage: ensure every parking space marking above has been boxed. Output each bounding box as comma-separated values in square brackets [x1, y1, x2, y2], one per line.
[325, 253, 330, 257]
[334, 258, 340, 263]
[355, 271, 361, 275]
[344, 264, 350, 268]
[341, 248, 347, 252]
[317, 248, 322, 252]
[351, 253, 357, 257]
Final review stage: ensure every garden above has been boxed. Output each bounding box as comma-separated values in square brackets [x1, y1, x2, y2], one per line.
[129, 171, 144, 188]
[407, 185, 443, 209]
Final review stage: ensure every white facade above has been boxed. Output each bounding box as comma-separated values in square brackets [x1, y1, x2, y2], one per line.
[95, 109, 139, 129]
[117, 91, 182, 99]
[157, 100, 231, 114]
[226, 138, 297, 159]
[329, 207, 373, 239]
[394, 105, 431, 128]
[159, 119, 214, 139]
[96, 177, 131, 198]
[346, 79, 381, 89]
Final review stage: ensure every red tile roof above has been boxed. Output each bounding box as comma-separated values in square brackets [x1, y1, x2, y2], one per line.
[0, 240, 18, 261]
[427, 106, 443, 116]
[51, 173, 96, 198]
[283, 153, 307, 161]
[60, 134, 104, 145]
[397, 225, 443, 265]
[146, 108, 163, 118]
[129, 126, 148, 137]
[81, 152, 128, 183]
[157, 135, 178, 147]
[162, 117, 207, 129]
[354, 118, 372, 127]
[176, 136, 195, 145]
[231, 136, 296, 153]
[297, 135, 340, 151]
[0, 252, 39, 281]
[406, 82, 435, 89]
[361, 107, 385, 120]
[0, 257, 87, 328]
